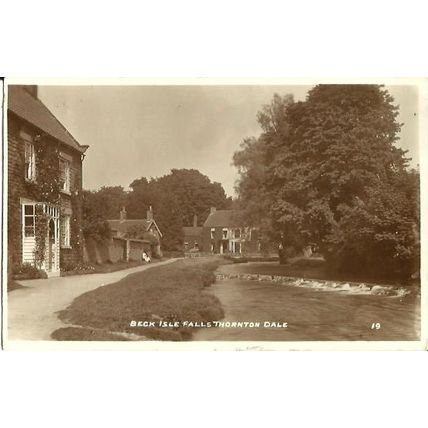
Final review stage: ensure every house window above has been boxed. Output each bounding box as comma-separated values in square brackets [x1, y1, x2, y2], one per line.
[210, 228, 215, 239]
[59, 158, 71, 192]
[61, 215, 71, 247]
[23, 204, 36, 237]
[24, 141, 36, 181]
[222, 228, 228, 239]
[234, 228, 241, 238]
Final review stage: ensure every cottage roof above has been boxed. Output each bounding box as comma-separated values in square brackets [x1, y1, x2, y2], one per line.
[106, 219, 163, 237]
[183, 226, 203, 237]
[113, 236, 151, 244]
[203, 210, 244, 228]
[8, 86, 89, 154]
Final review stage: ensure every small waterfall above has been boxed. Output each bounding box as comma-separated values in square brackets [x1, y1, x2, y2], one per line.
[215, 273, 412, 297]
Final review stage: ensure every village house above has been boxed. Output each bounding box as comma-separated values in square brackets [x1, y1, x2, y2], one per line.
[106, 206, 163, 258]
[182, 215, 204, 252]
[8, 85, 89, 277]
[183, 207, 265, 255]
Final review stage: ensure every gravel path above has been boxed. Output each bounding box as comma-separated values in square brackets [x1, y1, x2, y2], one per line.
[7, 259, 178, 342]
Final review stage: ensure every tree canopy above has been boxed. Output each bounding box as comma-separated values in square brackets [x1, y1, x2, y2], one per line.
[82, 169, 231, 251]
[127, 169, 232, 250]
[233, 85, 419, 279]
[81, 186, 127, 241]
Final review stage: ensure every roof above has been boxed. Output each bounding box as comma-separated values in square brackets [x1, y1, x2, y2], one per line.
[183, 226, 203, 237]
[112, 236, 150, 244]
[8, 86, 89, 154]
[107, 219, 162, 237]
[203, 210, 245, 228]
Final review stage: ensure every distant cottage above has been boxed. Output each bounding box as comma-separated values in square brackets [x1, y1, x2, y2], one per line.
[183, 207, 267, 255]
[106, 206, 163, 257]
[8, 85, 89, 277]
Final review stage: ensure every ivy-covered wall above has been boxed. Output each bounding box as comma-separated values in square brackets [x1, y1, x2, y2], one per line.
[8, 112, 85, 272]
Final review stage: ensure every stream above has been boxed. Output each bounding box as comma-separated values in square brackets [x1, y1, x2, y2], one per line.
[193, 264, 420, 341]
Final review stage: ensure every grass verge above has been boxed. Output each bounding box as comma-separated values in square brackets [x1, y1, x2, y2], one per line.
[60, 259, 163, 276]
[52, 258, 224, 341]
[51, 327, 130, 341]
[7, 280, 27, 292]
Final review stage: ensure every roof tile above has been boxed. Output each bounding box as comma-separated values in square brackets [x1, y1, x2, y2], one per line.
[203, 210, 244, 227]
[8, 86, 88, 153]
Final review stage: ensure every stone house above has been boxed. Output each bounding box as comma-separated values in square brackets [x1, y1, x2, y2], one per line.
[8, 85, 89, 277]
[183, 207, 264, 255]
[182, 215, 204, 252]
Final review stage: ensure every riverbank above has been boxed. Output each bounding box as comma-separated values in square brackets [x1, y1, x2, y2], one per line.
[220, 257, 420, 287]
[52, 258, 224, 341]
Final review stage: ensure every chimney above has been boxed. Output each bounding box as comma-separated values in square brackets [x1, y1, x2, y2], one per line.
[210, 207, 216, 215]
[120, 207, 127, 221]
[147, 205, 153, 221]
[193, 214, 198, 227]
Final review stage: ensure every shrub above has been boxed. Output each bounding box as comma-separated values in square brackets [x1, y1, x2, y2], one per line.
[61, 261, 96, 274]
[61, 261, 77, 272]
[12, 262, 47, 279]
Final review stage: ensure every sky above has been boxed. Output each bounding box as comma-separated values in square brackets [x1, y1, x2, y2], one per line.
[38, 84, 419, 197]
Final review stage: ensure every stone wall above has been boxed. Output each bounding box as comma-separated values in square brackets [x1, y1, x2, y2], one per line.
[83, 237, 125, 264]
[83, 237, 152, 264]
[129, 239, 152, 261]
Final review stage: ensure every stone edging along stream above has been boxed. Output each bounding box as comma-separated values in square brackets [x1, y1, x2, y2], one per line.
[215, 273, 413, 297]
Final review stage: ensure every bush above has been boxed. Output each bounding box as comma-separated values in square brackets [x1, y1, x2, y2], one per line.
[61, 261, 96, 274]
[12, 262, 47, 279]
[61, 261, 77, 272]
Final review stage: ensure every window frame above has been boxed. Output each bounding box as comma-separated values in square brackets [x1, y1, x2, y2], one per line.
[222, 228, 228, 239]
[59, 157, 71, 194]
[210, 228, 215, 240]
[61, 215, 71, 248]
[24, 141, 36, 182]
[22, 203, 36, 238]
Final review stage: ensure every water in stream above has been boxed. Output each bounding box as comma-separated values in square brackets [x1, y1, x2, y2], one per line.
[193, 274, 420, 342]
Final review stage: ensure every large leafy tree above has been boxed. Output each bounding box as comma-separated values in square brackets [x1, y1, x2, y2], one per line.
[127, 169, 232, 250]
[82, 170, 231, 251]
[234, 86, 419, 278]
[82, 186, 127, 241]
[233, 94, 295, 248]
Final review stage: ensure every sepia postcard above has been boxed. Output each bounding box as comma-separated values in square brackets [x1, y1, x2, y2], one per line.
[1, 77, 426, 350]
